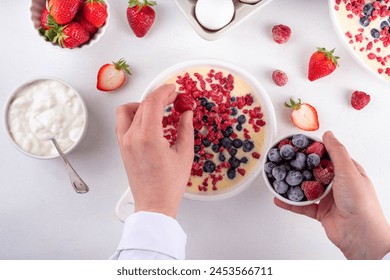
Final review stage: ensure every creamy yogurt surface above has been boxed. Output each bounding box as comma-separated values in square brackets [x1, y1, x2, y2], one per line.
[333, 0, 390, 81]
[7, 79, 86, 157]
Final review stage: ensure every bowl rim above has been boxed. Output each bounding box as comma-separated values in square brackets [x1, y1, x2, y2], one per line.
[29, 0, 110, 50]
[141, 58, 277, 201]
[3, 77, 89, 160]
[261, 133, 333, 206]
[327, 0, 390, 84]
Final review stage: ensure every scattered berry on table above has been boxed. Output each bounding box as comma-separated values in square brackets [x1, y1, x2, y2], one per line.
[308, 47, 339, 81]
[272, 70, 288, 86]
[285, 98, 320, 131]
[272, 24, 292, 44]
[351, 91, 371, 110]
[97, 58, 131, 91]
[127, 0, 157, 38]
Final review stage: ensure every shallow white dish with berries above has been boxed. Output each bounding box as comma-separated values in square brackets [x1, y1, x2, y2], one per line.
[115, 59, 276, 220]
[262, 134, 333, 206]
[30, 0, 109, 50]
[328, 0, 390, 83]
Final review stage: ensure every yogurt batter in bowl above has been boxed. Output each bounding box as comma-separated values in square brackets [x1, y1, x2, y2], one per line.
[4, 78, 88, 159]
[141, 59, 277, 201]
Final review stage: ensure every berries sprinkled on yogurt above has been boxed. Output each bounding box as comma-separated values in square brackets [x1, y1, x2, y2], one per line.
[264, 134, 334, 202]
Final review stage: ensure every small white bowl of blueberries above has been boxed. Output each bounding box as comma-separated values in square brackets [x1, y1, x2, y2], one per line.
[262, 134, 334, 206]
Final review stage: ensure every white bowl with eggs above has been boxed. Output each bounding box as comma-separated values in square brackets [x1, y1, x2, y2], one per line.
[174, 0, 275, 40]
[4, 78, 88, 160]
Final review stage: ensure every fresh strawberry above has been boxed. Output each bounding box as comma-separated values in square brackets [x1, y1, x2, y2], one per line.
[45, 21, 90, 48]
[82, 0, 108, 28]
[75, 13, 98, 35]
[127, 0, 157, 38]
[97, 59, 132, 92]
[174, 94, 196, 113]
[284, 98, 319, 131]
[301, 181, 324, 201]
[313, 159, 334, 185]
[308, 47, 340, 81]
[48, 0, 80, 25]
[306, 141, 325, 157]
[351, 91, 370, 110]
[40, 7, 51, 30]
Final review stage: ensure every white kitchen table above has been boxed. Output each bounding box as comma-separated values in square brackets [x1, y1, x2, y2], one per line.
[1, 0, 389, 260]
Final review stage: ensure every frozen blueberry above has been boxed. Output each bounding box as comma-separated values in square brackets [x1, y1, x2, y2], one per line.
[272, 165, 287, 181]
[273, 180, 289, 194]
[194, 155, 200, 162]
[287, 186, 305, 202]
[230, 96, 236, 101]
[199, 97, 208, 107]
[203, 160, 216, 173]
[268, 148, 282, 163]
[359, 16, 370, 27]
[194, 145, 201, 153]
[229, 148, 238, 156]
[236, 124, 243, 131]
[371, 28, 380, 38]
[165, 106, 172, 112]
[381, 21, 390, 30]
[202, 115, 208, 122]
[290, 152, 306, 170]
[231, 107, 238, 116]
[219, 153, 226, 162]
[227, 168, 236, 179]
[363, 3, 374, 16]
[223, 126, 234, 138]
[237, 115, 246, 124]
[241, 157, 248, 164]
[243, 140, 255, 152]
[279, 144, 295, 160]
[264, 162, 276, 173]
[221, 137, 232, 149]
[292, 134, 310, 148]
[229, 156, 241, 169]
[307, 153, 320, 169]
[212, 144, 220, 153]
[202, 138, 211, 147]
[302, 170, 313, 181]
[194, 130, 199, 139]
[212, 123, 218, 132]
[283, 162, 292, 172]
[233, 139, 243, 148]
[206, 102, 215, 111]
[286, 170, 303, 186]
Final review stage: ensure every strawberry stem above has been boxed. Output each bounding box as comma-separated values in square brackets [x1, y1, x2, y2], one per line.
[284, 98, 302, 110]
[113, 58, 132, 75]
[129, 0, 157, 9]
[317, 47, 340, 67]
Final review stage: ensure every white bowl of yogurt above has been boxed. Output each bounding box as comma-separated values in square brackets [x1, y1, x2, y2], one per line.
[141, 59, 277, 201]
[4, 78, 88, 159]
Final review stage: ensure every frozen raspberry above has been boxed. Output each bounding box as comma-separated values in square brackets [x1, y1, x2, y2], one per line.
[306, 141, 325, 157]
[301, 181, 324, 201]
[173, 93, 196, 113]
[272, 70, 288, 86]
[313, 159, 334, 185]
[351, 91, 370, 110]
[272, 24, 292, 44]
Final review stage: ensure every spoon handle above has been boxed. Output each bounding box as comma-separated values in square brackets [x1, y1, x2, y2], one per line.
[51, 138, 89, 194]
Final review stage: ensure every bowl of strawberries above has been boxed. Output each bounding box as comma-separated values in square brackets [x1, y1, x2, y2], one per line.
[31, 0, 109, 49]
[262, 134, 334, 206]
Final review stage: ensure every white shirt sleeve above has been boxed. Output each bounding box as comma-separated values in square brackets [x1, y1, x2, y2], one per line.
[383, 252, 390, 260]
[110, 211, 187, 260]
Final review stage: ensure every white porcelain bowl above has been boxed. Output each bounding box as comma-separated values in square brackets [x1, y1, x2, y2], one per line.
[262, 134, 333, 206]
[3, 77, 88, 160]
[30, 0, 109, 50]
[141, 59, 277, 201]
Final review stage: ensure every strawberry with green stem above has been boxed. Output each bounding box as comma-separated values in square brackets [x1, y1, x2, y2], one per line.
[308, 47, 340, 81]
[97, 59, 132, 92]
[48, 0, 80, 25]
[127, 0, 157, 38]
[285, 98, 319, 131]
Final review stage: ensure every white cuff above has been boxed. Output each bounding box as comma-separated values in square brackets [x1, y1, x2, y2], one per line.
[111, 211, 187, 260]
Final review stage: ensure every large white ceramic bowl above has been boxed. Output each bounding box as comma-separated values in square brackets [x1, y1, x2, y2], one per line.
[30, 0, 109, 50]
[262, 134, 333, 206]
[328, 0, 390, 83]
[3, 77, 89, 160]
[142, 59, 277, 201]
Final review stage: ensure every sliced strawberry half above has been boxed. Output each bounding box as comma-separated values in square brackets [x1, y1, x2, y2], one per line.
[97, 58, 132, 92]
[284, 98, 319, 131]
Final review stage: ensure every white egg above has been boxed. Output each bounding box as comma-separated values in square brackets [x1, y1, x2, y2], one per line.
[239, 0, 261, 4]
[195, 0, 235, 31]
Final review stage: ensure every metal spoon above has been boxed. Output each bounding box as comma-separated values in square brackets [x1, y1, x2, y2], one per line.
[51, 138, 89, 194]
